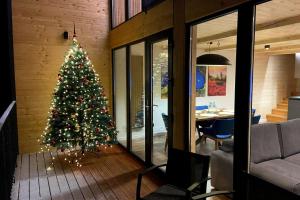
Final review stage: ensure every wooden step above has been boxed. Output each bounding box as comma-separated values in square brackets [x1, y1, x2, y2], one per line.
[277, 103, 288, 109]
[272, 108, 288, 116]
[266, 114, 287, 123]
[281, 99, 288, 104]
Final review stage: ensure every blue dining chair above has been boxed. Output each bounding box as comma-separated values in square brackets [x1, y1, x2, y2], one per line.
[200, 118, 234, 150]
[252, 115, 261, 125]
[196, 105, 209, 110]
[252, 108, 256, 116]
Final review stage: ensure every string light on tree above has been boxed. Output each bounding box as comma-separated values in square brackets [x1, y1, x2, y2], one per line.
[39, 27, 117, 166]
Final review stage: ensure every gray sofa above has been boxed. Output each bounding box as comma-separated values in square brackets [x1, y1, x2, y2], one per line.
[210, 118, 300, 195]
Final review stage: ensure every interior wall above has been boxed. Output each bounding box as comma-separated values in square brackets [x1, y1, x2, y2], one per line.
[12, 0, 111, 153]
[253, 54, 296, 121]
[295, 53, 300, 93]
[196, 49, 236, 110]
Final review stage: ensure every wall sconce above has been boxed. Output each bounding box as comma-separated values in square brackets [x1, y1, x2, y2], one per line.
[63, 31, 68, 39]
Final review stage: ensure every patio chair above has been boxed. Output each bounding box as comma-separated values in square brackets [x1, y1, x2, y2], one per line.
[136, 148, 210, 200]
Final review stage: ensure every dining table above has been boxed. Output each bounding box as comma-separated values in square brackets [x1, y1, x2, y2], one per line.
[195, 108, 235, 121]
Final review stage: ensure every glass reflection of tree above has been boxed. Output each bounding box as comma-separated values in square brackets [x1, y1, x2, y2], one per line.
[153, 52, 168, 99]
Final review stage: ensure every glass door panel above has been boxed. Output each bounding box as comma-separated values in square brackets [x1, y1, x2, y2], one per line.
[152, 40, 169, 165]
[189, 12, 237, 193]
[130, 42, 146, 160]
[114, 48, 127, 147]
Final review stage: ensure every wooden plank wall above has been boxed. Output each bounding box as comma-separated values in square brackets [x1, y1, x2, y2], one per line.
[110, 0, 173, 48]
[185, 0, 247, 23]
[12, 0, 111, 153]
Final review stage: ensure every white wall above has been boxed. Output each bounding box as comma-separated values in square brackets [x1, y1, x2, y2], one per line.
[253, 54, 296, 121]
[295, 53, 300, 78]
[195, 49, 236, 110]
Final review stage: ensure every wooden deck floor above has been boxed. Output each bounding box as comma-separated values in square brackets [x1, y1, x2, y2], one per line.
[11, 145, 229, 200]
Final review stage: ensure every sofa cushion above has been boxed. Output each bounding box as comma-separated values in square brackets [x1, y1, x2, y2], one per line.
[285, 153, 300, 166]
[250, 123, 281, 163]
[250, 159, 300, 195]
[279, 119, 300, 158]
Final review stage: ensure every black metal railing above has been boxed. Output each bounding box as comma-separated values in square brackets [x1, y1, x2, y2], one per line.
[0, 101, 18, 200]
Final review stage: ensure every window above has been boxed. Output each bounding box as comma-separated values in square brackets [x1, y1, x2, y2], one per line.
[112, 0, 163, 28]
[129, 42, 146, 160]
[129, 0, 142, 18]
[113, 48, 127, 147]
[188, 11, 238, 193]
[112, 0, 126, 28]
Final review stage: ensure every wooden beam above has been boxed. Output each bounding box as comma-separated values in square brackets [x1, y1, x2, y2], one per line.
[197, 15, 300, 43]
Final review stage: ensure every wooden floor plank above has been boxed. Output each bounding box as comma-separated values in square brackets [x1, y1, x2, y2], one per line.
[52, 152, 74, 200]
[11, 145, 230, 200]
[11, 155, 21, 200]
[37, 152, 51, 199]
[44, 152, 63, 200]
[70, 165, 95, 200]
[87, 164, 119, 200]
[57, 152, 84, 200]
[19, 154, 29, 200]
[29, 153, 39, 200]
[80, 166, 106, 200]
[95, 155, 130, 199]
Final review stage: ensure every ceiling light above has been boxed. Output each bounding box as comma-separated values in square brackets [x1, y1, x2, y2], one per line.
[264, 44, 270, 50]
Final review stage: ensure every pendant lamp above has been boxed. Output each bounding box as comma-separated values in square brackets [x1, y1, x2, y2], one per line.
[196, 42, 231, 66]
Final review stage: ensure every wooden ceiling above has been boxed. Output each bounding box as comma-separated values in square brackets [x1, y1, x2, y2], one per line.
[196, 0, 300, 54]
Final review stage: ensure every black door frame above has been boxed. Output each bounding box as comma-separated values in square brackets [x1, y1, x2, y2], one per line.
[145, 31, 173, 166]
[112, 29, 173, 167]
[184, 0, 267, 199]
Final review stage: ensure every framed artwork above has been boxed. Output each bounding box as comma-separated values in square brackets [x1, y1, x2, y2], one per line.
[196, 66, 206, 97]
[208, 66, 227, 96]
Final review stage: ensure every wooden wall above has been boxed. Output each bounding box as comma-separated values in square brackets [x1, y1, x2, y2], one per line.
[185, 0, 246, 23]
[253, 54, 296, 121]
[12, 0, 111, 153]
[110, 0, 173, 48]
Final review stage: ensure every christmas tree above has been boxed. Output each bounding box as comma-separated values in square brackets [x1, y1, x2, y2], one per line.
[41, 36, 117, 156]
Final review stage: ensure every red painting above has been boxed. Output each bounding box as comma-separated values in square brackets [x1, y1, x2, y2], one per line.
[208, 66, 227, 96]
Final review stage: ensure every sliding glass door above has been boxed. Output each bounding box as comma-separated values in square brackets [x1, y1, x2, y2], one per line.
[113, 48, 127, 147]
[130, 42, 146, 160]
[151, 39, 170, 165]
[113, 30, 172, 166]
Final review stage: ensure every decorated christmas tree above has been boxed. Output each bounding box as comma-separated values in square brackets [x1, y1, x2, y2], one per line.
[40, 34, 117, 157]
